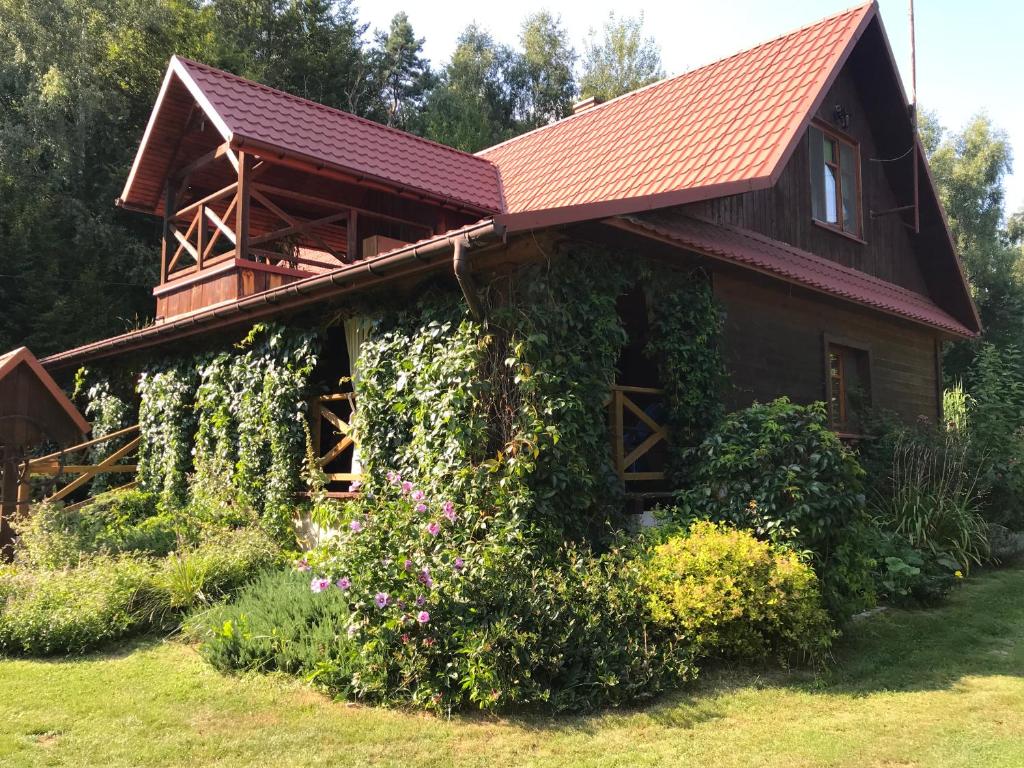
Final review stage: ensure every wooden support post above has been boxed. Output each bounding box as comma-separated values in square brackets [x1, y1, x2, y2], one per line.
[347, 209, 359, 262]
[235, 150, 251, 261]
[196, 204, 206, 270]
[160, 180, 174, 283]
[0, 453, 18, 560]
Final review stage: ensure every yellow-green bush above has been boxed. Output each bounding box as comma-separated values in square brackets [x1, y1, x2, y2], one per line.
[643, 522, 834, 664]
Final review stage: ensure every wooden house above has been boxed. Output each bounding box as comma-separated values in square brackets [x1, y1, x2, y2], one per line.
[34, 2, 979, 498]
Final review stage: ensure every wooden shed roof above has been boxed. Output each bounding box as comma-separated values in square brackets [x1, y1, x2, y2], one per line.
[0, 347, 89, 449]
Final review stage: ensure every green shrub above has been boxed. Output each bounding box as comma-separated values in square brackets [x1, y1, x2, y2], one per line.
[193, 569, 357, 687]
[642, 522, 833, 664]
[1, 528, 278, 656]
[669, 398, 874, 619]
[151, 528, 280, 611]
[960, 344, 1024, 529]
[0, 556, 158, 655]
[868, 528, 959, 607]
[15, 490, 179, 569]
[872, 431, 989, 571]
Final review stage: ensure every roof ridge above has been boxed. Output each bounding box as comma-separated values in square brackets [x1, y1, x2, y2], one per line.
[173, 56, 499, 171]
[478, 1, 875, 157]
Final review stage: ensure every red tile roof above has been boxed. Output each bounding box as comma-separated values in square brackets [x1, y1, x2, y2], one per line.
[127, 57, 504, 214]
[481, 3, 875, 224]
[612, 214, 976, 338]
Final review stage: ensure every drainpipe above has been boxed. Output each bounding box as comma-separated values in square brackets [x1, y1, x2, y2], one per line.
[452, 236, 485, 321]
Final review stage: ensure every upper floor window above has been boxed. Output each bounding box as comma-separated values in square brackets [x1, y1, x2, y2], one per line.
[809, 124, 862, 238]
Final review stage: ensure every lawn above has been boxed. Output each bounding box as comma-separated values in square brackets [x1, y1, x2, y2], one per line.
[2, 569, 1023, 768]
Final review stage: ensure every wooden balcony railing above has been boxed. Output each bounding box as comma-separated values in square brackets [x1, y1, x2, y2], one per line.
[608, 385, 668, 482]
[309, 391, 362, 495]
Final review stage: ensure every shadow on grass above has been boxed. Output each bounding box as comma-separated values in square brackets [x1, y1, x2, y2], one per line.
[478, 566, 1024, 734]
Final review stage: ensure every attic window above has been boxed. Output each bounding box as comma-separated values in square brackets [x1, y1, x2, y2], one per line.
[809, 124, 862, 238]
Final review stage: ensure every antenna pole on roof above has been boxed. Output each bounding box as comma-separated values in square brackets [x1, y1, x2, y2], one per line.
[909, 0, 920, 233]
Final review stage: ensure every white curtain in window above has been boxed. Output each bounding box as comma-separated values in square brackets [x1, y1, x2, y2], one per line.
[343, 316, 375, 477]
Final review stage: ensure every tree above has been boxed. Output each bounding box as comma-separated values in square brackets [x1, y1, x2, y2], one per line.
[209, 0, 373, 114]
[422, 25, 520, 152]
[0, 0, 211, 354]
[579, 12, 663, 101]
[922, 110, 1024, 380]
[370, 12, 431, 132]
[517, 11, 575, 128]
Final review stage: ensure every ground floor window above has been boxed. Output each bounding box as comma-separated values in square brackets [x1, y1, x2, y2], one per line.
[827, 340, 871, 434]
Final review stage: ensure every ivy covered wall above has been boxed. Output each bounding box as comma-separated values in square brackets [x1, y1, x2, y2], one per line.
[355, 238, 726, 540]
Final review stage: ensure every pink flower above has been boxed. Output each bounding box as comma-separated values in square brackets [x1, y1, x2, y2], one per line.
[453, 557, 465, 572]
[401, 481, 414, 495]
[427, 521, 441, 536]
[401, 633, 410, 644]
[348, 480, 363, 492]
[336, 577, 351, 590]
[415, 503, 428, 513]
[404, 559, 413, 571]
[417, 611, 430, 624]
[418, 568, 433, 588]
[350, 519, 363, 533]
[310, 577, 331, 593]
[374, 592, 390, 608]
[411, 489, 425, 501]
[416, 594, 426, 607]
[295, 558, 311, 573]
[386, 471, 400, 485]
[443, 505, 457, 523]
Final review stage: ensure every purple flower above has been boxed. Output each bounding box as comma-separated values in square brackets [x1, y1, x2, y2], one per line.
[374, 592, 390, 609]
[348, 480, 363, 492]
[296, 558, 312, 573]
[417, 611, 430, 624]
[386, 471, 400, 485]
[404, 559, 413, 571]
[427, 521, 441, 536]
[443, 505, 457, 523]
[411, 489, 425, 501]
[416, 595, 426, 607]
[415, 503, 428, 513]
[418, 568, 433, 588]
[401, 480, 414, 495]
[350, 519, 363, 533]
[336, 576, 351, 590]
[310, 577, 331, 593]
[453, 557, 465, 572]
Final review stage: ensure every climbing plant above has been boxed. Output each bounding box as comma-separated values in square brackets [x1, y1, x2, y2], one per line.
[645, 268, 727, 484]
[130, 323, 319, 538]
[137, 362, 197, 512]
[72, 366, 136, 494]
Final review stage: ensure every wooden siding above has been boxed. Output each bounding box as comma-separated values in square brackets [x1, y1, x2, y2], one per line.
[154, 259, 309, 319]
[682, 62, 929, 294]
[714, 268, 941, 424]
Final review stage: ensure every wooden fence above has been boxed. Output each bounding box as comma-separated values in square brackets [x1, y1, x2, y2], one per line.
[18, 424, 140, 512]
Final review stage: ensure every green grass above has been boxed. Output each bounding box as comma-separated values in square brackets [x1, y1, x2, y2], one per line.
[2, 569, 1024, 768]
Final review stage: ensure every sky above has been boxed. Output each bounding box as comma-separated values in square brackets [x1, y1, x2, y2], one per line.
[359, 0, 1024, 217]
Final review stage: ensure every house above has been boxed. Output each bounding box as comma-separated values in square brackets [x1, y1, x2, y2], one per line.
[30, 1, 978, 504]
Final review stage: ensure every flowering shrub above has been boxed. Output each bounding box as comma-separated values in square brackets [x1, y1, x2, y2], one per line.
[669, 398, 874, 620]
[642, 522, 833, 664]
[202, 473, 692, 712]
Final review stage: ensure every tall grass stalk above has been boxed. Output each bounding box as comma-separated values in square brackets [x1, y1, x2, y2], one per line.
[878, 432, 989, 571]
